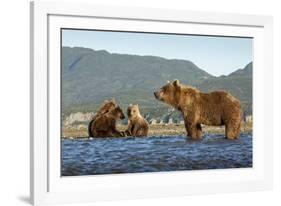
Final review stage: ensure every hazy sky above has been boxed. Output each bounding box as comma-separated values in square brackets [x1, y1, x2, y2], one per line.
[62, 29, 253, 77]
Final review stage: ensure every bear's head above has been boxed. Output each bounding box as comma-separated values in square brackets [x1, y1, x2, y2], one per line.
[127, 104, 141, 119]
[97, 99, 117, 115]
[154, 79, 181, 108]
[111, 106, 125, 120]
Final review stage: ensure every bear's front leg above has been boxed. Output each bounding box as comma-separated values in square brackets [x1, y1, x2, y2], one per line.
[196, 124, 203, 139]
[184, 121, 202, 140]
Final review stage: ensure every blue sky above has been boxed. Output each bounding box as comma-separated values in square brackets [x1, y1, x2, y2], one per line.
[62, 29, 252, 77]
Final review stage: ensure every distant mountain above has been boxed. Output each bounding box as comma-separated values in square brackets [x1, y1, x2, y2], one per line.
[62, 47, 252, 118]
[228, 62, 252, 77]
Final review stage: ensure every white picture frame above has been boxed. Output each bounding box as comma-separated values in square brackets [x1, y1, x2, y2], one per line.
[30, 1, 273, 205]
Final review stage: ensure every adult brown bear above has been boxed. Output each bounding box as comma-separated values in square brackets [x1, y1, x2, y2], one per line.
[91, 105, 125, 138]
[88, 100, 117, 137]
[154, 80, 242, 140]
[125, 104, 149, 137]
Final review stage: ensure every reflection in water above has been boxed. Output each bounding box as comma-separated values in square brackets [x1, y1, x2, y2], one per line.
[61, 134, 252, 176]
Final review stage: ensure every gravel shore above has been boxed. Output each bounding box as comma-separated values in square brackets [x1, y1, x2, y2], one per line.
[62, 122, 252, 138]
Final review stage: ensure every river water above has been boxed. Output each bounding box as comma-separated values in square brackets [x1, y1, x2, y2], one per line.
[61, 133, 252, 176]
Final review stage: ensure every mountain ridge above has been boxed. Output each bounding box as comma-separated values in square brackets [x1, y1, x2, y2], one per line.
[62, 47, 252, 119]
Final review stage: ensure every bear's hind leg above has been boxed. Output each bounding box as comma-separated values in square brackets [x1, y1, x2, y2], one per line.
[225, 122, 240, 139]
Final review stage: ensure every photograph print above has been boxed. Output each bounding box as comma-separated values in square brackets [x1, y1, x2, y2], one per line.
[61, 29, 253, 176]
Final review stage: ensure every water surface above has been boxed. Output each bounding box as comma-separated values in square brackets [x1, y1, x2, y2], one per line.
[61, 133, 252, 176]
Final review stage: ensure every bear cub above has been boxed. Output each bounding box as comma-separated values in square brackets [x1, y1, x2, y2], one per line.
[125, 104, 149, 137]
[91, 105, 125, 138]
[88, 99, 117, 137]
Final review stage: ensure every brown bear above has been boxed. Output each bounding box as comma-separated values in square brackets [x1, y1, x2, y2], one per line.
[88, 100, 117, 137]
[125, 104, 149, 137]
[91, 105, 126, 138]
[154, 80, 242, 140]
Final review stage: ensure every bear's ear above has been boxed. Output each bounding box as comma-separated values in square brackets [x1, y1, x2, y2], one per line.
[173, 79, 180, 86]
[129, 103, 133, 107]
[111, 98, 116, 103]
[166, 80, 170, 84]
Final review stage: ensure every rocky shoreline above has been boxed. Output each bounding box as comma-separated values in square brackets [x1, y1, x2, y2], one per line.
[62, 122, 252, 139]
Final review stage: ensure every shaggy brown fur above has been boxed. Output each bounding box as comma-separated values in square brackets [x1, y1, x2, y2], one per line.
[154, 80, 242, 140]
[88, 100, 117, 137]
[91, 106, 125, 138]
[125, 104, 149, 137]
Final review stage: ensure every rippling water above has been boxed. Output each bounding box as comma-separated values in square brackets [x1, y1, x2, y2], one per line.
[61, 133, 252, 176]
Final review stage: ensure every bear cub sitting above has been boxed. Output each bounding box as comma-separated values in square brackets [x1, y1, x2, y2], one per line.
[125, 104, 149, 137]
[88, 99, 117, 137]
[91, 105, 125, 138]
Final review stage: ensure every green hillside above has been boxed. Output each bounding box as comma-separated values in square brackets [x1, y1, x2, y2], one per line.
[62, 47, 252, 120]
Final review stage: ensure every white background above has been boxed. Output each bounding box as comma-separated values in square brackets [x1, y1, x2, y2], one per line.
[0, 0, 280, 205]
